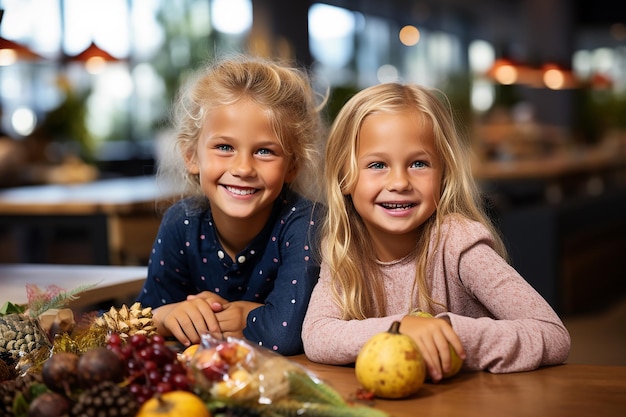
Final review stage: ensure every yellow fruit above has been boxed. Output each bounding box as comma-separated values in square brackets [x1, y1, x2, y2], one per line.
[136, 391, 210, 417]
[181, 344, 200, 362]
[355, 321, 426, 399]
[444, 343, 463, 379]
[410, 310, 433, 319]
[210, 367, 257, 400]
[410, 310, 463, 379]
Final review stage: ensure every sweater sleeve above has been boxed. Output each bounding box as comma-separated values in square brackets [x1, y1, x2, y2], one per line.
[302, 262, 405, 364]
[440, 218, 571, 373]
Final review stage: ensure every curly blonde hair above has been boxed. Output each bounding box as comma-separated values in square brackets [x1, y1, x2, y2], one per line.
[323, 83, 508, 320]
[158, 54, 326, 203]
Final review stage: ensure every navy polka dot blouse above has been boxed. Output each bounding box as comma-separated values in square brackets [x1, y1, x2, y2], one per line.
[137, 188, 322, 355]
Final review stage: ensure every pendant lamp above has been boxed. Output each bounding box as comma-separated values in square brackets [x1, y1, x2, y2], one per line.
[65, 42, 122, 74]
[68, 42, 119, 63]
[0, 9, 43, 64]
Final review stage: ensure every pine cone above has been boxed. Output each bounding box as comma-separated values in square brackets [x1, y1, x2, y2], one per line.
[0, 314, 49, 366]
[0, 359, 15, 382]
[0, 372, 43, 417]
[91, 302, 156, 342]
[71, 380, 138, 417]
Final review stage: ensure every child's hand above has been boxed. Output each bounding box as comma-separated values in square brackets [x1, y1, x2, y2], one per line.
[399, 315, 466, 383]
[215, 301, 263, 339]
[187, 291, 228, 312]
[152, 296, 223, 346]
[188, 293, 263, 339]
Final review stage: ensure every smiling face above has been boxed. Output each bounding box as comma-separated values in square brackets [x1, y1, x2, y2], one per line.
[350, 109, 442, 261]
[186, 98, 296, 229]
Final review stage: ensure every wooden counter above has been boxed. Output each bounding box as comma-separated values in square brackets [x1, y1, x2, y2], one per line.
[290, 355, 626, 417]
[0, 176, 178, 265]
[472, 138, 626, 184]
[0, 263, 147, 310]
[2, 263, 623, 416]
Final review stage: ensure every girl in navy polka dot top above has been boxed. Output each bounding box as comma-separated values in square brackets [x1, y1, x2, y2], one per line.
[137, 55, 327, 355]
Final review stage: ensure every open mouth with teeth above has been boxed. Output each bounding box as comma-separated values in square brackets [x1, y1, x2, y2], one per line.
[379, 202, 416, 209]
[224, 185, 258, 195]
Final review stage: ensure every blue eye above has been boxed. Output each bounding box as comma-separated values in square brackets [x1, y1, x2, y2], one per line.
[256, 148, 274, 155]
[411, 161, 427, 169]
[367, 162, 386, 169]
[216, 144, 233, 152]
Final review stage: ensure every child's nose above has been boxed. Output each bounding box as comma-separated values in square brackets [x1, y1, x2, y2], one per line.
[387, 168, 411, 191]
[231, 154, 255, 177]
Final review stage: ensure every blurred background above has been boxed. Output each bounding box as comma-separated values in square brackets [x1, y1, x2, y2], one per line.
[0, 0, 625, 325]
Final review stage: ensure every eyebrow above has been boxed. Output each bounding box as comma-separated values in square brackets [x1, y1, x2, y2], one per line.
[358, 148, 433, 159]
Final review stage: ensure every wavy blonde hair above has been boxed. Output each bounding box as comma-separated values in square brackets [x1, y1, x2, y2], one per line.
[323, 83, 507, 319]
[158, 54, 326, 203]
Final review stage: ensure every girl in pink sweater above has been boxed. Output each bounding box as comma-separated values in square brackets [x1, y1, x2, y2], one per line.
[302, 83, 570, 382]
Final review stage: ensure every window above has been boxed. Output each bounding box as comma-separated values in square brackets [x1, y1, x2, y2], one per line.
[309, 3, 466, 90]
[0, 0, 250, 172]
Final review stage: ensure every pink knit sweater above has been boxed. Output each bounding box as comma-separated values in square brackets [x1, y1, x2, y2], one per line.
[302, 215, 571, 373]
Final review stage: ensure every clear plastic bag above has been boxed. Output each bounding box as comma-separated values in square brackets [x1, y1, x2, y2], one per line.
[187, 333, 388, 417]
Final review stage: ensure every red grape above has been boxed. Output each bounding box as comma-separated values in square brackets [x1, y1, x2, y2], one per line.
[156, 381, 173, 393]
[104, 333, 194, 404]
[130, 334, 148, 348]
[107, 333, 122, 347]
[172, 373, 190, 390]
[151, 334, 166, 345]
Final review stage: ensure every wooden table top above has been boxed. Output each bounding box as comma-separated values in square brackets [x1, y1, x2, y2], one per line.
[2, 264, 623, 417]
[0, 175, 179, 215]
[290, 355, 626, 417]
[0, 263, 147, 309]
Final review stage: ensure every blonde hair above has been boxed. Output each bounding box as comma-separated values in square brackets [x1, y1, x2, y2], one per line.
[158, 54, 326, 203]
[323, 83, 508, 319]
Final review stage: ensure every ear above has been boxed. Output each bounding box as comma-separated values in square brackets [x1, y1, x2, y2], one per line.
[284, 161, 299, 184]
[340, 174, 353, 195]
[183, 150, 199, 175]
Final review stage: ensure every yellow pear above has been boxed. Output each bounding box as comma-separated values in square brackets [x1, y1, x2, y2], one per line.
[411, 310, 464, 379]
[444, 343, 464, 379]
[355, 321, 426, 399]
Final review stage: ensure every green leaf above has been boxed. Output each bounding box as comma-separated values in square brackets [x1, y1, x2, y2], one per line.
[287, 370, 347, 407]
[0, 301, 26, 316]
[13, 392, 29, 417]
[30, 382, 49, 398]
[28, 283, 99, 318]
[13, 383, 50, 417]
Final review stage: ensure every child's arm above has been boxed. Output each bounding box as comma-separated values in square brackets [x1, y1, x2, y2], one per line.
[432, 216, 571, 372]
[236, 198, 323, 355]
[303, 265, 465, 382]
[302, 262, 406, 364]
